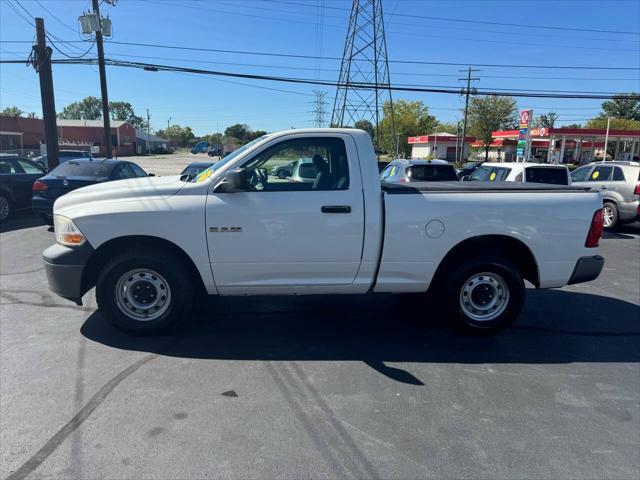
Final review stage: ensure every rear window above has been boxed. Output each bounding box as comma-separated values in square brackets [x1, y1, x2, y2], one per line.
[525, 167, 569, 185]
[470, 165, 511, 182]
[49, 161, 113, 178]
[59, 151, 91, 158]
[407, 164, 458, 181]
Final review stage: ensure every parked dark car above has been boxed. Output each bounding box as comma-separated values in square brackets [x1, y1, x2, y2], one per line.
[456, 160, 484, 179]
[270, 161, 296, 179]
[32, 159, 150, 225]
[180, 161, 214, 178]
[0, 156, 46, 222]
[33, 149, 93, 170]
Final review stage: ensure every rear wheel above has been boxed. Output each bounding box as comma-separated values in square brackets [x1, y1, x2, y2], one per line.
[602, 202, 618, 230]
[446, 256, 525, 333]
[96, 248, 195, 335]
[0, 194, 11, 222]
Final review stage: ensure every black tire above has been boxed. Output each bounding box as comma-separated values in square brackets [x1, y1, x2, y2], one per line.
[0, 194, 11, 222]
[96, 248, 195, 335]
[602, 202, 618, 230]
[41, 214, 54, 226]
[445, 256, 525, 334]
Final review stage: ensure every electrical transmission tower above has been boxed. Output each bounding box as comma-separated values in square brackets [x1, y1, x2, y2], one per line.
[331, 0, 395, 150]
[311, 90, 328, 128]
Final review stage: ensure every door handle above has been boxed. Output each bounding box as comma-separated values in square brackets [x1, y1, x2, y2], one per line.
[321, 205, 351, 213]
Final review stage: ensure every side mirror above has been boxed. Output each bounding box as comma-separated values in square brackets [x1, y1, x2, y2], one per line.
[147, 172, 156, 177]
[213, 168, 248, 193]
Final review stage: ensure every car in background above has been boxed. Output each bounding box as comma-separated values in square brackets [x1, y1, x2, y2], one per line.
[32, 159, 150, 225]
[180, 161, 215, 179]
[270, 161, 296, 179]
[33, 150, 93, 170]
[0, 156, 46, 222]
[570, 161, 640, 229]
[289, 157, 317, 184]
[456, 160, 484, 179]
[191, 141, 209, 154]
[380, 159, 459, 183]
[468, 162, 571, 185]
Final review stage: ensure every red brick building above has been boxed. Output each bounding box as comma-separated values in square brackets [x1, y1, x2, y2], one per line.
[0, 116, 136, 157]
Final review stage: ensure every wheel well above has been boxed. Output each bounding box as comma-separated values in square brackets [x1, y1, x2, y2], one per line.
[429, 235, 540, 290]
[81, 235, 207, 296]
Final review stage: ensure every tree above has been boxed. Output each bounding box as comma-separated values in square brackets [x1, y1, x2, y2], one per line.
[601, 93, 640, 121]
[534, 112, 558, 128]
[434, 122, 458, 135]
[585, 116, 640, 130]
[156, 124, 195, 147]
[58, 96, 102, 120]
[109, 101, 145, 129]
[247, 130, 267, 142]
[354, 119, 375, 139]
[466, 96, 518, 161]
[224, 124, 250, 142]
[378, 100, 437, 157]
[1, 106, 23, 117]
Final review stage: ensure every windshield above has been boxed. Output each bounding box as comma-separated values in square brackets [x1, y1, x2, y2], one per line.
[192, 135, 270, 182]
[49, 161, 113, 179]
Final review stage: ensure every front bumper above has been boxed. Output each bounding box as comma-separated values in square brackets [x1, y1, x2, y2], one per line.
[43, 241, 94, 304]
[568, 255, 604, 285]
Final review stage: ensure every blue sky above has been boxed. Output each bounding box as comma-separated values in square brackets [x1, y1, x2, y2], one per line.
[1, 0, 639, 136]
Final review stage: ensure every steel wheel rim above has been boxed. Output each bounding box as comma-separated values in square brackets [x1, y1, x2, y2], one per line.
[0, 197, 9, 221]
[603, 206, 614, 227]
[114, 268, 171, 321]
[460, 272, 510, 322]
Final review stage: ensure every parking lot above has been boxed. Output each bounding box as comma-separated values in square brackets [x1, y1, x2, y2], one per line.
[1, 199, 639, 478]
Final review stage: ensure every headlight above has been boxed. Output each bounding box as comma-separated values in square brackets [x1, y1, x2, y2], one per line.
[54, 215, 86, 246]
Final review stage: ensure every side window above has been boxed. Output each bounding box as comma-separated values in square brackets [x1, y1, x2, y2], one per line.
[612, 167, 625, 181]
[16, 159, 44, 174]
[380, 164, 393, 180]
[129, 163, 148, 177]
[0, 160, 18, 174]
[589, 166, 613, 181]
[389, 165, 398, 178]
[570, 166, 591, 182]
[242, 137, 350, 191]
[112, 164, 135, 179]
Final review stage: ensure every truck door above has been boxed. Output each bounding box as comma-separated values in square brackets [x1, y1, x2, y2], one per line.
[205, 134, 365, 293]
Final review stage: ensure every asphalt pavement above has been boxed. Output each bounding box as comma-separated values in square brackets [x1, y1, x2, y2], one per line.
[1, 215, 638, 479]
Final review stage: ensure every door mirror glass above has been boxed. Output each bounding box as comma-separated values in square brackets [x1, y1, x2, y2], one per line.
[213, 168, 248, 193]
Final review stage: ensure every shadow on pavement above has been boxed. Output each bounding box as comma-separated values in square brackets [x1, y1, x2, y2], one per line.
[81, 289, 640, 384]
[0, 212, 46, 234]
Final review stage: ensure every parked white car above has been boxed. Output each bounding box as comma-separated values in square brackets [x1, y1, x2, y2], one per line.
[43, 129, 604, 335]
[468, 162, 571, 185]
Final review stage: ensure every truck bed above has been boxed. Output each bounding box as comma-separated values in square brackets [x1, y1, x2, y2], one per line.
[381, 181, 591, 194]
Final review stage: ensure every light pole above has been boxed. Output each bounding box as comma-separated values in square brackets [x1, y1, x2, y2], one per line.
[167, 117, 171, 130]
[603, 116, 611, 161]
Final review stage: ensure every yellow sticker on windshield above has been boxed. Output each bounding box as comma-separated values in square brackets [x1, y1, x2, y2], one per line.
[195, 169, 213, 182]
[592, 170, 600, 179]
[489, 172, 497, 181]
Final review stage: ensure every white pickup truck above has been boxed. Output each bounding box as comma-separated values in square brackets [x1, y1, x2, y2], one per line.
[43, 129, 605, 335]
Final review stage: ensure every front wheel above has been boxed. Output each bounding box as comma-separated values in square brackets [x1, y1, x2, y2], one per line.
[96, 248, 195, 335]
[446, 256, 525, 333]
[0, 194, 11, 222]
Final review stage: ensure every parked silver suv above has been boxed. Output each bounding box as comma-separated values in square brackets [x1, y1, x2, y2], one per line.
[571, 161, 640, 229]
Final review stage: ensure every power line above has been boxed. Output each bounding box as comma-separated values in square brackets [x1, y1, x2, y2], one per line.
[33, 0, 79, 34]
[2, 39, 639, 71]
[3, 56, 634, 100]
[263, 0, 640, 35]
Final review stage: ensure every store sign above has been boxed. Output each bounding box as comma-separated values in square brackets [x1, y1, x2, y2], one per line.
[517, 109, 533, 161]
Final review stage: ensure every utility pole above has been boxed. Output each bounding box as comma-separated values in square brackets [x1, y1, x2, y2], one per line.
[603, 116, 611, 160]
[458, 67, 480, 162]
[455, 121, 461, 165]
[167, 117, 171, 130]
[395, 132, 401, 158]
[146, 109, 151, 154]
[33, 18, 59, 169]
[92, 0, 112, 158]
